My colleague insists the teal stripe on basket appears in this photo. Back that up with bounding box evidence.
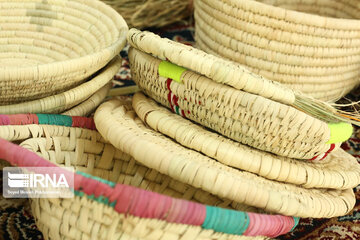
[76,171,116,187]
[74,190,115,206]
[291,217,300,231]
[36,114,72,126]
[202,206,248,235]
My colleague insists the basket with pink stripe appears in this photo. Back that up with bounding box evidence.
[0,114,298,239]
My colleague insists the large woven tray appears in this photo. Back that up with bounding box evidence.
[94,98,356,218]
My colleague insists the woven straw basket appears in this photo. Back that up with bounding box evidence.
[0,56,121,115]
[0,0,127,104]
[101,0,191,28]
[94,98,356,218]
[127,29,353,161]
[132,92,360,190]
[0,119,298,239]
[194,0,360,101]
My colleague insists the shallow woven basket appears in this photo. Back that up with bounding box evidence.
[127,29,353,160]
[101,0,191,28]
[0,56,121,115]
[0,125,299,239]
[62,82,111,117]
[193,0,360,101]
[132,92,360,190]
[0,0,127,104]
[94,98,356,218]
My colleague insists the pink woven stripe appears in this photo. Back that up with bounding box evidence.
[0,114,39,125]
[0,115,10,125]
[243,212,295,237]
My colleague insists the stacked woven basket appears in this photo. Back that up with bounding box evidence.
[1,0,360,238]
[0,0,128,115]
[124,28,360,222]
[194,0,360,101]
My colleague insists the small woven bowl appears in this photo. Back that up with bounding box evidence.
[0,56,121,115]
[194,0,360,101]
[0,124,298,239]
[127,29,353,160]
[94,98,356,218]
[0,0,127,104]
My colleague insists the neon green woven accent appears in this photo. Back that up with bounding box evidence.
[159,61,186,83]
[327,122,353,144]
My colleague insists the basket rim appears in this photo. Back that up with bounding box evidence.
[132,92,360,190]
[94,98,356,218]
[0,136,299,238]
[127,28,296,106]
[219,0,360,30]
[0,56,121,114]
[0,0,128,73]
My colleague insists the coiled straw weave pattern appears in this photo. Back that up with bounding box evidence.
[0,0,127,104]
[128,47,347,160]
[132,92,360,190]
[0,56,121,115]
[194,0,360,101]
[4,125,279,239]
[94,98,356,218]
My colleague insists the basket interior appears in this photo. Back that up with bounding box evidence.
[0,0,122,66]
[19,131,256,213]
[257,0,360,19]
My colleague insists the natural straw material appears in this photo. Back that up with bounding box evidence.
[132,92,360,190]
[128,46,352,160]
[0,56,121,115]
[126,28,360,126]
[0,0,127,104]
[102,0,191,28]
[0,129,296,238]
[0,113,96,141]
[62,82,111,117]
[94,98,356,218]
[193,0,360,101]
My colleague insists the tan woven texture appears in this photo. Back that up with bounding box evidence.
[127,28,295,105]
[62,82,111,117]
[132,92,360,190]
[193,0,360,101]
[94,98,356,218]
[128,47,339,160]
[0,56,121,115]
[102,0,191,29]
[127,28,358,127]
[0,0,127,104]
[18,125,268,240]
